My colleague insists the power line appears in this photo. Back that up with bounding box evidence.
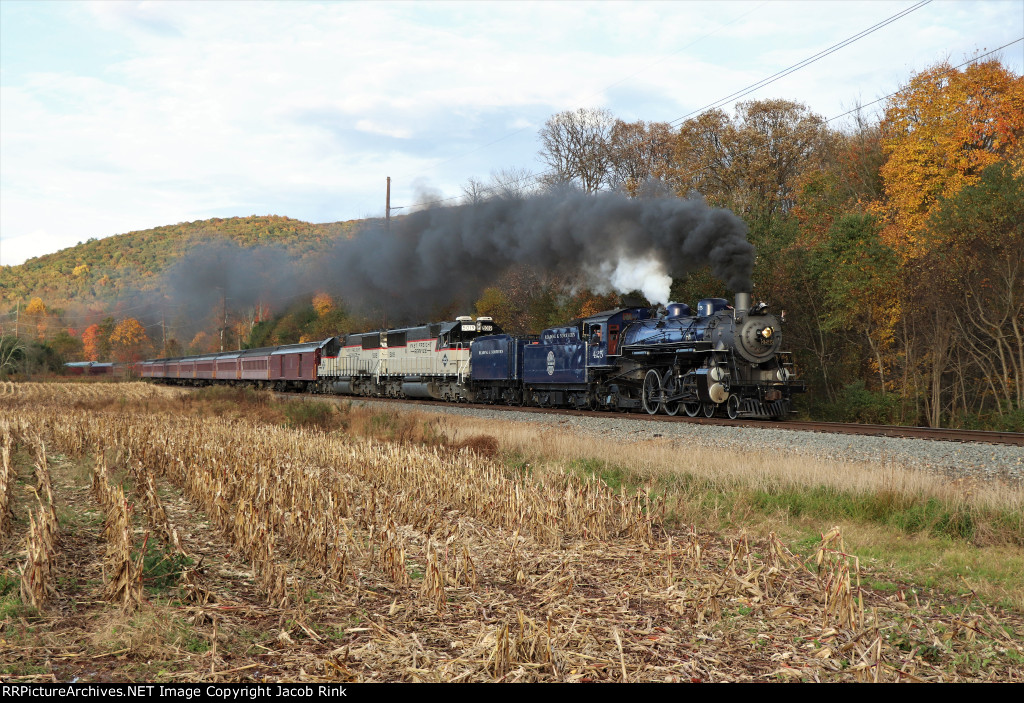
[825,37,1024,125]
[401,0,932,203]
[406,1,940,210]
[667,0,933,126]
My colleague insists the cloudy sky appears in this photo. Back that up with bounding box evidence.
[1,0,1021,267]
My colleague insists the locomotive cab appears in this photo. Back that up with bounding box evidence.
[581,307,651,364]
[437,316,504,349]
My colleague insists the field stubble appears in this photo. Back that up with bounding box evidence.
[0,382,1021,683]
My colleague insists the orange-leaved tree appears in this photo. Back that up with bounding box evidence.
[109,318,150,365]
[670,99,836,227]
[81,324,102,361]
[312,292,335,317]
[879,58,1024,253]
[25,297,48,340]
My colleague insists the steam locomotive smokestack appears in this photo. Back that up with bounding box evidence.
[735,292,751,314]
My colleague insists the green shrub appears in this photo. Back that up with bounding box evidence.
[283,400,336,429]
[816,381,905,425]
[139,542,194,591]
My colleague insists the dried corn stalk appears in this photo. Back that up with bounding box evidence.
[19,504,58,610]
[17,437,61,611]
[420,541,446,613]
[91,457,145,611]
[0,423,14,536]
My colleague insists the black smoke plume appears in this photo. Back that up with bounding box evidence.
[318,188,754,319]
[159,241,304,341]
[159,189,754,332]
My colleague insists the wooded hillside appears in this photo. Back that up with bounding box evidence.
[0,215,360,309]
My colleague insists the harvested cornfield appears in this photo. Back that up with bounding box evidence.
[0,382,1022,683]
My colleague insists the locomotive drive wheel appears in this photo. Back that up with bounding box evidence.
[642,369,661,415]
[661,370,680,416]
[683,402,701,417]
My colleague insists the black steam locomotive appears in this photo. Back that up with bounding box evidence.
[469,292,803,419]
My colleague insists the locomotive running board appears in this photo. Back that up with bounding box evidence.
[622,342,713,354]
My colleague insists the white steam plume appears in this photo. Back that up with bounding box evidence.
[594,257,673,305]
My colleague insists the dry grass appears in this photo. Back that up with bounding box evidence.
[0,382,1022,682]
[431,413,1024,516]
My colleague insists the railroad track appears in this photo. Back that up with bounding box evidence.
[283,392,1024,447]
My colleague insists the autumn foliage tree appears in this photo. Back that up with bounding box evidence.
[606,120,674,196]
[879,59,1024,252]
[871,59,1024,426]
[25,297,48,340]
[793,110,886,242]
[81,324,103,362]
[312,292,335,317]
[669,99,836,228]
[188,331,213,355]
[109,318,150,365]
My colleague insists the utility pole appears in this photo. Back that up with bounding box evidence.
[385,176,391,329]
[383,176,406,329]
[385,176,405,232]
[218,289,227,352]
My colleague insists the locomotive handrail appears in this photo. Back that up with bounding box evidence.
[622,341,714,353]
